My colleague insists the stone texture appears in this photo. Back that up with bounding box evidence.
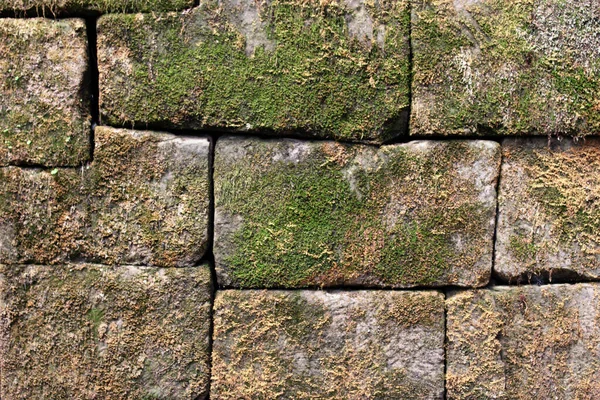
[0,126,210,266]
[97,0,410,142]
[212,290,445,399]
[447,284,600,399]
[495,138,600,283]
[411,0,600,136]
[0,0,193,14]
[0,18,90,166]
[0,263,212,399]
[214,137,500,288]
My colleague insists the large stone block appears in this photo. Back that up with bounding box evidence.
[0,264,212,399]
[212,290,445,399]
[0,0,193,14]
[495,138,600,282]
[214,137,500,288]
[447,284,600,399]
[97,0,410,142]
[411,0,600,136]
[0,18,90,166]
[0,126,210,266]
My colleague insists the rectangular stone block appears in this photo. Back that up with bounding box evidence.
[97,0,410,142]
[212,290,445,399]
[0,263,212,399]
[214,137,500,288]
[0,126,210,266]
[495,138,600,282]
[0,18,90,166]
[0,0,193,13]
[411,0,600,136]
[447,284,600,399]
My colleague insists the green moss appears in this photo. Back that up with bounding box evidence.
[216,139,496,287]
[508,234,537,262]
[99,1,410,142]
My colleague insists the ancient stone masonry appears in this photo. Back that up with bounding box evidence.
[1,0,600,398]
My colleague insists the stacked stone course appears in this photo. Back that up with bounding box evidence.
[0,0,599,398]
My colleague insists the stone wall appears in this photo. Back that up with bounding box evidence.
[0,0,599,398]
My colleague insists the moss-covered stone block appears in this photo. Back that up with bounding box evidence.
[98,0,410,142]
[0,18,90,166]
[0,263,212,399]
[495,138,600,283]
[214,137,500,288]
[411,0,600,136]
[0,0,193,14]
[212,290,444,399]
[447,284,600,399]
[0,126,210,266]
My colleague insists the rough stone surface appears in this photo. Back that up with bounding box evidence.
[447,284,600,399]
[214,137,500,288]
[0,18,90,166]
[0,263,212,399]
[495,138,600,283]
[212,290,445,399]
[0,126,210,266]
[0,0,192,14]
[97,0,410,142]
[411,0,600,136]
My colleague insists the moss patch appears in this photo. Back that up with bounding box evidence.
[411,0,600,136]
[98,0,410,142]
[214,137,500,288]
[0,0,192,14]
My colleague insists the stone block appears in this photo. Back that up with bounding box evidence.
[495,138,600,282]
[0,126,210,266]
[0,0,193,14]
[98,0,410,142]
[411,0,600,136]
[0,263,212,399]
[214,137,500,288]
[212,290,445,399]
[0,18,90,166]
[447,284,600,399]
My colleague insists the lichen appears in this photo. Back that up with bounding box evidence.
[212,290,444,399]
[0,18,90,166]
[0,263,213,399]
[98,0,410,142]
[447,285,600,399]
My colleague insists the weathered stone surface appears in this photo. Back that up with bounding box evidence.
[411,0,600,136]
[212,290,445,399]
[214,137,500,288]
[0,126,210,266]
[0,18,90,166]
[0,0,192,14]
[0,263,212,399]
[495,138,600,282]
[98,0,410,142]
[447,284,600,399]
